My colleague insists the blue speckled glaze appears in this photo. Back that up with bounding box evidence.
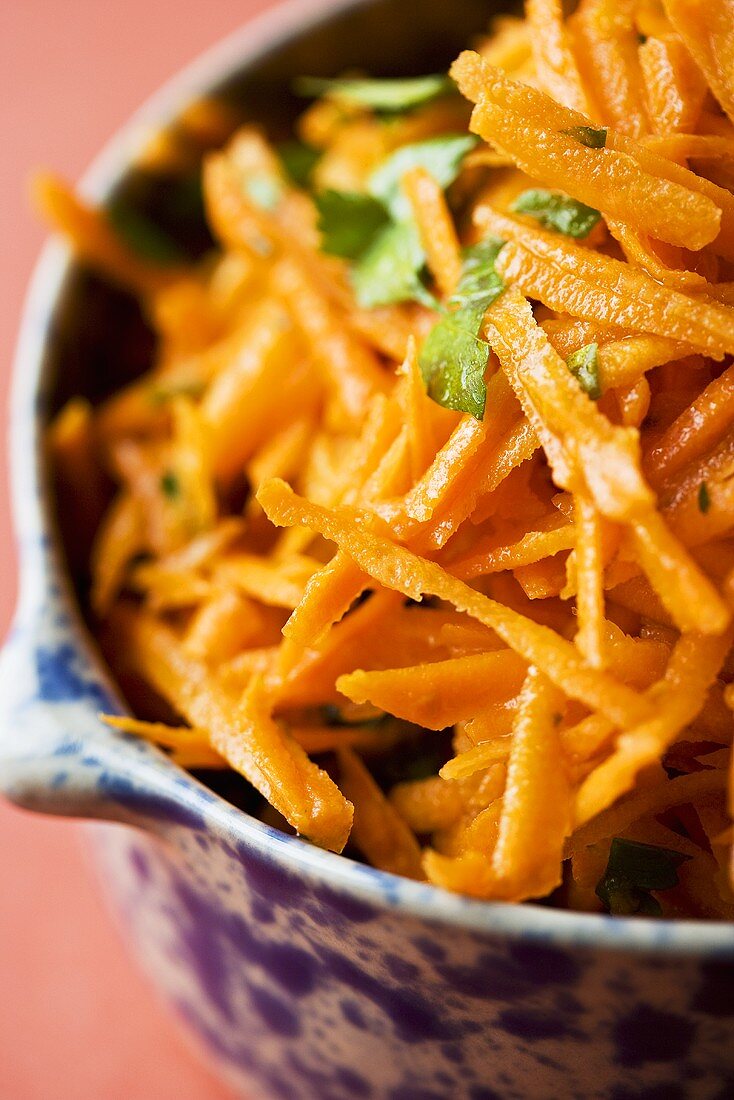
[2,1,734,1097]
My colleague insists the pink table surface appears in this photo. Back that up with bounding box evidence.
[0,2,281,1096]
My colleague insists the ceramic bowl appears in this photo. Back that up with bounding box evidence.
[2,1,734,1097]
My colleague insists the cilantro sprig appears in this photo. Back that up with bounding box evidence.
[512,189,601,239]
[595,838,690,916]
[294,73,456,114]
[418,238,506,419]
[316,133,478,309]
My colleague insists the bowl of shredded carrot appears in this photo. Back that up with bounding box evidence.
[6,0,734,1090]
[36,0,734,920]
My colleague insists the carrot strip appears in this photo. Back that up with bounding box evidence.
[663,0,734,125]
[481,209,734,358]
[337,748,424,879]
[117,609,353,851]
[258,479,655,728]
[574,627,732,826]
[402,166,462,299]
[574,497,607,669]
[525,0,593,114]
[337,651,527,730]
[639,35,709,134]
[573,0,650,137]
[490,668,572,900]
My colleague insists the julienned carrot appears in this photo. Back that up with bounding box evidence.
[451,51,721,249]
[573,497,607,670]
[258,478,654,728]
[337,650,527,729]
[402,166,462,299]
[663,0,734,125]
[485,288,653,520]
[469,100,717,250]
[486,288,730,635]
[645,363,734,486]
[574,627,732,826]
[490,668,572,900]
[525,0,592,114]
[638,35,709,134]
[117,609,353,852]
[337,747,424,880]
[573,0,650,138]
[479,208,734,358]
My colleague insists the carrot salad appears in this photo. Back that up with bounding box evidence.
[45,0,734,917]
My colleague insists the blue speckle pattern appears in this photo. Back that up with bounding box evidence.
[2,223,734,1099]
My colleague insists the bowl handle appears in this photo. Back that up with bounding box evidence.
[0,564,192,832]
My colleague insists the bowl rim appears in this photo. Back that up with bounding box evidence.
[10,0,734,956]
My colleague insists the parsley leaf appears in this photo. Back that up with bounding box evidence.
[698,481,711,513]
[160,471,181,500]
[596,838,690,916]
[315,135,477,309]
[294,73,455,114]
[419,238,506,419]
[512,189,601,239]
[315,190,391,259]
[567,342,601,400]
[277,140,320,188]
[107,198,187,265]
[367,133,479,220]
[561,125,608,149]
[352,220,436,309]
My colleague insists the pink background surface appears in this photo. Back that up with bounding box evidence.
[0,1,284,1095]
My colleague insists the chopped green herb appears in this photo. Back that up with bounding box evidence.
[277,140,320,188]
[294,73,455,114]
[160,471,181,500]
[698,481,711,513]
[352,220,436,309]
[418,238,506,419]
[314,135,477,309]
[243,174,283,211]
[595,838,690,916]
[149,379,205,406]
[561,125,608,149]
[512,189,601,239]
[367,133,479,220]
[567,342,601,400]
[315,190,391,259]
[107,198,187,265]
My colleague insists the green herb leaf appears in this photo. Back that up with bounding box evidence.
[107,198,187,265]
[351,220,436,309]
[561,125,608,149]
[567,342,601,400]
[512,189,601,239]
[596,838,690,916]
[149,379,205,406]
[418,238,506,419]
[315,190,391,259]
[160,471,181,500]
[698,481,711,513]
[277,140,320,188]
[368,133,479,220]
[243,174,283,211]
[294,73,455,114]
